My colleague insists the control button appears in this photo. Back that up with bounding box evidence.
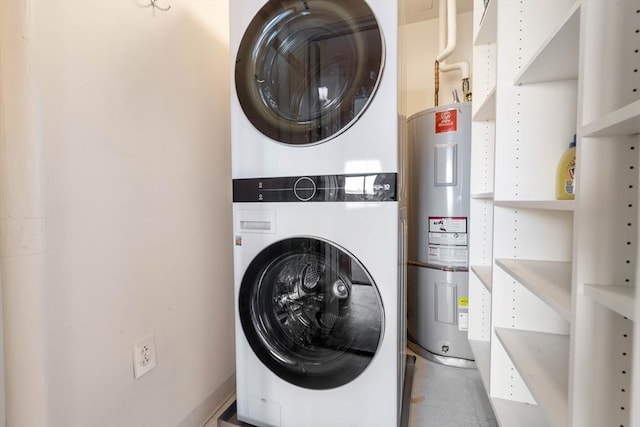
[293,177,316,201]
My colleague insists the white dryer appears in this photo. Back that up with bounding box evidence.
[230,0,399,179]
[232,173,406,427]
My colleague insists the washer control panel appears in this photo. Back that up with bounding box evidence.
[293,177,317,201]
[233,173,397,203]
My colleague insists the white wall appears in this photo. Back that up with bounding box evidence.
[404,11,474,117]
[1,1,235,426]
[0,2,50,425]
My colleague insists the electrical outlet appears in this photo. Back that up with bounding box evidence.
[132,333,157,379]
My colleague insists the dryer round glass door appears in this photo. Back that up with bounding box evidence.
[235,0,384,146]
[239,237,384,390]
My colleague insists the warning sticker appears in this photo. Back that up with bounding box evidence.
[429,217,467,233]
[428,217,468,267]
[429,232,468,246]
[428,246,468,267]
[458,313,469,331]
[435,108,458,134]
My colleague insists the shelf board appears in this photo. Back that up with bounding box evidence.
[495,259,572,321]
[583,284,635,320]
[582,99,640,137]
[474,0,497,46]
[493,200,575,212]
[513,1,580,85]
[471,265,493,292]
[471,192,494,200]
[472,86,496,121]
[469,339,490,393]
[495,328,569,427]
[491,398,549,427]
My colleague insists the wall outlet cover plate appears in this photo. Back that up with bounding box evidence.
[133,332,157,379]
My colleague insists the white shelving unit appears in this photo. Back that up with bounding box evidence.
[495,328,570,427]
[512,1,581,86]
[569,1,639,426]
[469,0,640,427]
[490,398,549,427]
[472,86,496,121]
[495,259,572,321]
[468,338,490,391]
[471,265,492,292]
[469,0,639,426]
[583,284,635,321]
[471,192,494,200]
[470,2,578,424]
[468,0,497,405]
[582,99,640,138]
[474,0,497,46]
[493,200,574,211]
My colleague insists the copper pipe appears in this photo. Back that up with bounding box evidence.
[434,60,440,107]
[463,77,471,102]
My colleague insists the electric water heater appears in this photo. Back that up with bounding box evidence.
[407,102,474,367]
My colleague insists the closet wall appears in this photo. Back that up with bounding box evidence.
[0,2,235,426]
[404,8,473,116]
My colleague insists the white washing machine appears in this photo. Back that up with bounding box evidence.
[230,0,399,179]
[232,173,406,427]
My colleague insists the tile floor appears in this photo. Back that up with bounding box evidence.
[408,351,498,427]
[206,349,498,427]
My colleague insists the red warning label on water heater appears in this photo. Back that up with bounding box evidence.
[435,109,458,133]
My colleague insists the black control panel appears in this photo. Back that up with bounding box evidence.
[233,173,397,203]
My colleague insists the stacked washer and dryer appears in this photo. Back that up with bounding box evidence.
[230,1,407,426]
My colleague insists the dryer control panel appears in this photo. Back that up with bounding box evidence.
[233,173,397,203]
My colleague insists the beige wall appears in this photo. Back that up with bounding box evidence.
[405,11,474,117]
[0,1,234,426]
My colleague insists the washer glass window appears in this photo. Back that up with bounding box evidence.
[239,237,384,389]
[235,0,384,145]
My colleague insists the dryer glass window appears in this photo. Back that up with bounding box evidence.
[235,0,384,146]
[239,237,384,390]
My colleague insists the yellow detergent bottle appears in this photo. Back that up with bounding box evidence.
[556,135,576,200]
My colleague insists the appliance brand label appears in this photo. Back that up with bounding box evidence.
[435,108,458,134]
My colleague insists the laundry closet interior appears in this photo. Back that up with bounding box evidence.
[0,1,638,427]
[227,0,640,425]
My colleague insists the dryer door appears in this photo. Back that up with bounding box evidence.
[239,237,384,390]
[235,0,384,146]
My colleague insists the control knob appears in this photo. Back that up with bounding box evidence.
[293,177,317,201]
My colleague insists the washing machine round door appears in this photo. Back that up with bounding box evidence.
[239,237,384,390]
[235,0,384,146]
